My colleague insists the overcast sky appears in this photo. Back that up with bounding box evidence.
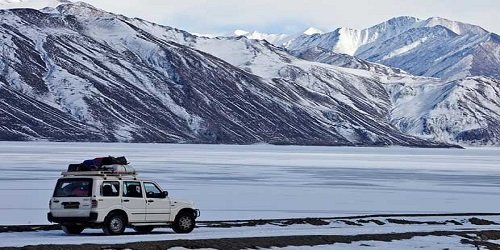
[80,0,499,35]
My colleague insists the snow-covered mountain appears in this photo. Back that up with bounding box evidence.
[286,16,500,80]
[0,2,499,146]
[0,2,459,147]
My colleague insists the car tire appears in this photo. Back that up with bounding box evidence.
[103,212,127,235]
[61,225,84,235]
[172,212,195,234]
[133,226,155,234]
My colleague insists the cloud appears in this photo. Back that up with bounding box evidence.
[81,0,500,34]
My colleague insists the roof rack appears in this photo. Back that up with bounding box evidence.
[61,165,137,179]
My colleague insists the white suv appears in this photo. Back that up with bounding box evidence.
[47,166,200,235]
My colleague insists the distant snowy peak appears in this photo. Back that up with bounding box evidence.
[345,16,423,51]
[287,16,491,56]
[368,16,421,35]
[233,29,249,36]
[0,0,68,9]
[229,30,290,46]
[303,27,323,35]
[285,15,499,80]
[245,31,288,43]
[286,16,424,56]
[229,27,323,46]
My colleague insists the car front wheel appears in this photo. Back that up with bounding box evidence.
[172,212,195,233]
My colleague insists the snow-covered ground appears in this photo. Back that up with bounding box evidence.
[1,142,500,225]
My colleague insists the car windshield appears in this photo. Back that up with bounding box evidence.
[54,178,92,197]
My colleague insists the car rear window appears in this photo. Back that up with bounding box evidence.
[53,178,93,197]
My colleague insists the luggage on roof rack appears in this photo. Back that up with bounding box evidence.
[101,156,127,166]
[67,156,129,172]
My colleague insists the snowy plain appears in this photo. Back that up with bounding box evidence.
[1,142,500,248]
[1,142,500,226]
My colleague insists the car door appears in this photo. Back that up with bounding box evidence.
[143,182,171,222]
[122,181,146,222]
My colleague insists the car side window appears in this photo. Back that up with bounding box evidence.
[123,181,143,198]
[101,181,119,197]
[144,182,163,198]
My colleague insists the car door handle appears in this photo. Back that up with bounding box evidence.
[147,200,154,203]
[122,199,130,202]
[53,200,60,203]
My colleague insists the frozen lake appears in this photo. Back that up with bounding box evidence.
[0,142,499,225]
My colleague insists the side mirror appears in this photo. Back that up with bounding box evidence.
[162,191,169,198]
